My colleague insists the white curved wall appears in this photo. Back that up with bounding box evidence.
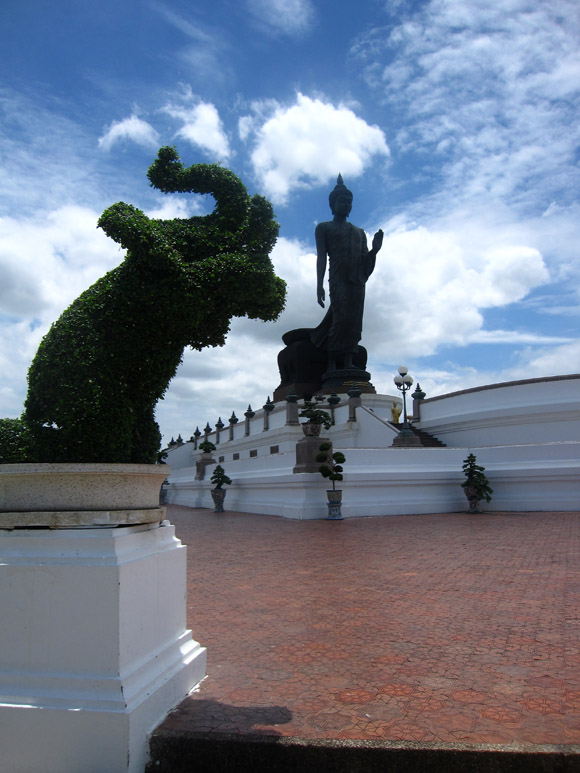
[417,375,580,447]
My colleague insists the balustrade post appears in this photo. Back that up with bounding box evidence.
[263,397,274,431]
[348,386,361,422]
[285,392,299,425]
[244,405,255,436]
[412,383,426,421]
[327,393,340,425]
[229,412,238,441]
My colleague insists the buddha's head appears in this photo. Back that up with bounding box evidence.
[329,174,353,216]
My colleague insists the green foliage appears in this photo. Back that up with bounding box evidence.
[199,440,216,453]
[2,147,286,464]
[210,464,232,489]
[461,453,493,502]
[0,418,34,463]
[299,401,332,430]
[316,441,346,491]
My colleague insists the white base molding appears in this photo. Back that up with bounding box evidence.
[0,521,206,772]
[167,442,580,519]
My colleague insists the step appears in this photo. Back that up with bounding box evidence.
[389,423,447,447]
[147,731,579,772]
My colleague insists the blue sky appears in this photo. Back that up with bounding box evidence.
[1,0,579,445]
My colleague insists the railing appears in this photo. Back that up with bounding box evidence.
[168,392,370,452]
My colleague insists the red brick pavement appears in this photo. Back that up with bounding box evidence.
[157,506,580,748]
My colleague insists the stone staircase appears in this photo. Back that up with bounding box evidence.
[389,423,447,447]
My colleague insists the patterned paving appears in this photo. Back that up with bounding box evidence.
[157,506,580,748]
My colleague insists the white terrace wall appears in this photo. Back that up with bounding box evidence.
[164,376,580,519]
[167,441,580,518]
[416,374,580,448]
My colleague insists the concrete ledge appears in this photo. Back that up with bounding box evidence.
[147,732,580,772]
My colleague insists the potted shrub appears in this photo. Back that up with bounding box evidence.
[316,441,346,519]
[0,146,285,525]
[194,439,217,481]
[461,453,493,513]
[198,439,217,456]
[299,400,332,437]
[210,465,232,513]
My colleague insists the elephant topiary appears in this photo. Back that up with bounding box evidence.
[1,146,286,464]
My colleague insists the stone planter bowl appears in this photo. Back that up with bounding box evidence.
[0,463,168,529]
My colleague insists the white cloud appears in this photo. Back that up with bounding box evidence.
[0,319,44,418]
[0,206,122,420]
[468,330,573,345]
[0,89,103,216]
[164,101,231,161]
[346,0,580,385]
[238,115,254,142]
[507,340,580,379]
[145,195,208,220]
[364,222,550,359]
[153,6,231,85]
[158,336,283,441]
[242,93,390,204]
[477,246,550,307]
[353,1,580,216]
[0,206,121,318]
[246,0,315,37]
[98,115,160,152]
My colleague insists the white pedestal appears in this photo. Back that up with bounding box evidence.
[0,521,206,772]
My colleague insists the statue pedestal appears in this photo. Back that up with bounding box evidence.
[320,367,375,394]
[0,521,206,772]
[273,328,375,400]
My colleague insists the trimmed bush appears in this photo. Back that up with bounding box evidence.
[210,465,232,490]
[316,441,346,491]
[461,453,493,503]
[3,147,285,464]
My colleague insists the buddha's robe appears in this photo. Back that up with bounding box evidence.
[311,219,376,354]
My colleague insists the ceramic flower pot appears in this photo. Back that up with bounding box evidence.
[326,489,343,520]
[463,485,481,514]
[211,487,227,513]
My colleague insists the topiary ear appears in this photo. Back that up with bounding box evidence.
[147,146,184,192]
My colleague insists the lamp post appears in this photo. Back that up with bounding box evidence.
[393,365,421,446]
